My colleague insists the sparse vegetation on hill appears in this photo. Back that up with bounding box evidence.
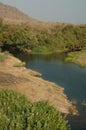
[0,2,32,23]
[0,89,70,130]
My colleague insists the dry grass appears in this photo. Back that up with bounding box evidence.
[0,2,69,31]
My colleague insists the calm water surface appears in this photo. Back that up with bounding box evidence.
[19,53,86,130]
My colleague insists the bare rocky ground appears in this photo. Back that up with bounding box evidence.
[0,54,78,115]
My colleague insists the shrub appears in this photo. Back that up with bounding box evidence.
[0,20,86,54]
[0,89,70,130]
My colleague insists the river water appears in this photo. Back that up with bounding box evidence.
[19,53,86,130]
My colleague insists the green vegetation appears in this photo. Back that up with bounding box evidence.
[0,88,31,130]
[0,51,9,62]
[13,61,25,67]
[82,101,86,106]
[65,50,86,67]
[0,18,86,54]
[0,88,70,130]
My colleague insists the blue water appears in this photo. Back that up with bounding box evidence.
[19,53,86,130]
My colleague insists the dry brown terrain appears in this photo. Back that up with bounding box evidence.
[0,2,68,30]
[0,2,31,22]
[0,54,78,115]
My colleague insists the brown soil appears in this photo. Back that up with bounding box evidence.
[0,54,78,115]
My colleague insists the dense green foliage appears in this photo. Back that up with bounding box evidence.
[0,89,31,130]
[0,18,86,54]
[28,101,70,130]
[0,89,70,130]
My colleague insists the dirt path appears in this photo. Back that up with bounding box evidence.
[0,54,78,115]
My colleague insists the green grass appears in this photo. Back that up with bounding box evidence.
[65,50,86,67]
[81,101,86,106]
[13,61,25,67]
[32,45,66,54]
[32,45,53,54]
[0,88,70,130]
[0,51,9,62]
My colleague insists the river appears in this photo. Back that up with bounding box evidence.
[19,53,86,130]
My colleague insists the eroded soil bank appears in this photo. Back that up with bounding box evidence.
[0,53,78,115]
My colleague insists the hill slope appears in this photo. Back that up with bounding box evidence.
[0,2,66,29]
[0,2,35,24]
[0,2,86,54]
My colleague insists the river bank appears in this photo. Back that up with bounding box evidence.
[0,52,78,115]
[65,50,86,67]
[25,52,86,130]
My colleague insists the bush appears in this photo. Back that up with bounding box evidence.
[0,89,70,130]
[0,20,86,54]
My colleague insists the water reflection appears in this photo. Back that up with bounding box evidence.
[17,52,67,62]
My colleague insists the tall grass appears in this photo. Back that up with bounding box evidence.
[0,89,70,130]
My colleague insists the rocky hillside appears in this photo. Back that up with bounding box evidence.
[0,2,66,29]
[0,2,35,24]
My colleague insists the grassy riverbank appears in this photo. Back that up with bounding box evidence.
[0,52,78,115]
[65,50,86,67]
[82,101,86,106]
[0,52,79,129]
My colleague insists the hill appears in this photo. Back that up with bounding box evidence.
[0,2,34,24]
[0,2,86,55]
[0,2,67,30]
